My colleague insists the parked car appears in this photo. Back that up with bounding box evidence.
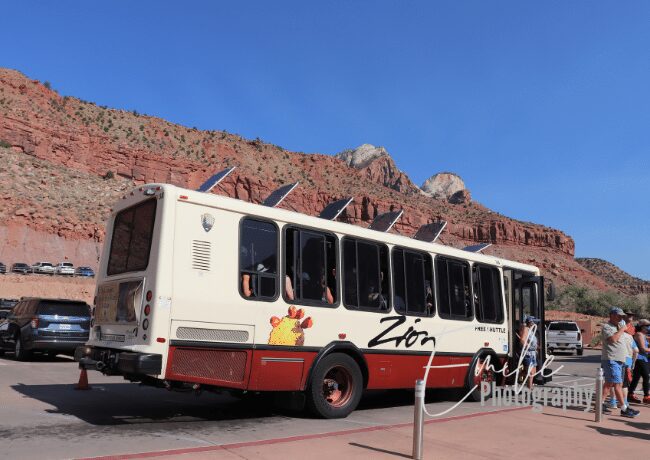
[55,262,75,276]
[546,321,583,356]
[32,262,55,275]
[0,262,6,274]
[11,263,31,274]
[74,266,95,278]
[0,298,18,320]
[0,298,91,360]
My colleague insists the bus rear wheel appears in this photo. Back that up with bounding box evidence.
[307,353,362,419]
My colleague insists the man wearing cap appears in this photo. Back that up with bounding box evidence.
[601,307,639,418]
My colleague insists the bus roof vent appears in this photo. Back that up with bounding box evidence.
[318,197,353,220]
[413,221,447,242]
[262,182,299,207]
[197,166,236,193]
[192,240,211,271]
[463,243,491,253]
[368,210,403,232]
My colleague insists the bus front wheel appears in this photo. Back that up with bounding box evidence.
[466,353,497,402]
[306,353,362,419]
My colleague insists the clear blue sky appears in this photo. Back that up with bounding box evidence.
[2,1,649,280]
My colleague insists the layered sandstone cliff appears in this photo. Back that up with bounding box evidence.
[0,67,618,292]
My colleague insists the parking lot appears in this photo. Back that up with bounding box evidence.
[2,349,643,460]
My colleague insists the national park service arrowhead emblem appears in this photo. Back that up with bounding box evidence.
[201,213,215,232]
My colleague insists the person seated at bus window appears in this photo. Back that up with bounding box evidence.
[285,275,295,301]
[241,264,268,298]
[425,283,434,315]
[320,270,334,304]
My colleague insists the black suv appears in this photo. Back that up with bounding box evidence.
[0,262,6,274]
[11,263,31,275]
[0,298,91,360]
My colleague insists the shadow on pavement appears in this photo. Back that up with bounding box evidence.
[0,353,74,363]
[349,442,412,459]
[10,382,279,426]
[587,425,650,441]
[10,382,462,427]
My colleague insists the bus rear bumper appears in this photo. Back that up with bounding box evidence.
[75,346,162,376]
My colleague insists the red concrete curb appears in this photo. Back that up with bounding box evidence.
[77,406,529,460]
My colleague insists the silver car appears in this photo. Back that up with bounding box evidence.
[55,262,75,276]
[32,262,55,275]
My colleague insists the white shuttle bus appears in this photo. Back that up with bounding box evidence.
[76,180,551,418]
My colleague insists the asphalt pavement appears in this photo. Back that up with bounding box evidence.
[0,349,645,460]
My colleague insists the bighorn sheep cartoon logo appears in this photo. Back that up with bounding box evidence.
[268,306,313,346]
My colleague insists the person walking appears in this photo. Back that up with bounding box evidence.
[601,307,639,418]
[519,315,539,390]
[628,319,650,404]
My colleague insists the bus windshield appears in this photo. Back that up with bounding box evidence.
[107,199,157,276]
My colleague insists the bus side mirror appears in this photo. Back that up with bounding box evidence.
[546,282,556,302]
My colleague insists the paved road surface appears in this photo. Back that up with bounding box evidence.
[0,349,600,460]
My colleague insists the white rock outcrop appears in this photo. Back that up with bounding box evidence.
[421,173,466,201]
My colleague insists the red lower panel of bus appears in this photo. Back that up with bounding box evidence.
[165,345,476,392]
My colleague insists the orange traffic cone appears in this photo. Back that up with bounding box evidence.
[75,367,91,390]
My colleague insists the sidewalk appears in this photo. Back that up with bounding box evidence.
[84,403,650,460]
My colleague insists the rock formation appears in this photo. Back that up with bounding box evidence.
[0,67,628,293]
[421,172,469,203]
[336,144,420,195]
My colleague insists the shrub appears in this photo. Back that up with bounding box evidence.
[0,139,11,148]
[103,171,115,180]
[44,81,52,90]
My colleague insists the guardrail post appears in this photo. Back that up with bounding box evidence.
[595,367,603,422]
[413,379,425,460]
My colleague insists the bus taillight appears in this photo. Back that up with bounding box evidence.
[144,305,151,316]
[146,291,153,302]
[142,319,149,330]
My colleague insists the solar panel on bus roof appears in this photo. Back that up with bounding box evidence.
[368,210,403,232]
[463,243,491,253]
[318,197,353,220]
[196,166,236,193]
[262,182,299,207]
[413,221,447,242]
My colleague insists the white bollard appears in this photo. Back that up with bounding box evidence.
[413,379,425,460]
[595,367,604,422]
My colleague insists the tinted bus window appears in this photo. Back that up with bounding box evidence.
[107,199,156,275]
[436,257,472,320]
[392,248,434,316]
[239,218,278,300]
[285,228,337,306]
[343,238,390,311]
[472,264,504,324]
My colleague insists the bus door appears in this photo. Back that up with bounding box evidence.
[506,271,551,384]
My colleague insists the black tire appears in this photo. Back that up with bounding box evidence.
[577,348,583,356]
[466,353,497,402]
[14,334,31,361]
[306,353,363,419]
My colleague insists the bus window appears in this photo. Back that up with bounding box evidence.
[472,264,504,324]
[436,257,472,320]
[342,238,390,312]
[107,199,157,276]
[239,218,278,300]
[392,248,434,316]
[284,227,337,306]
